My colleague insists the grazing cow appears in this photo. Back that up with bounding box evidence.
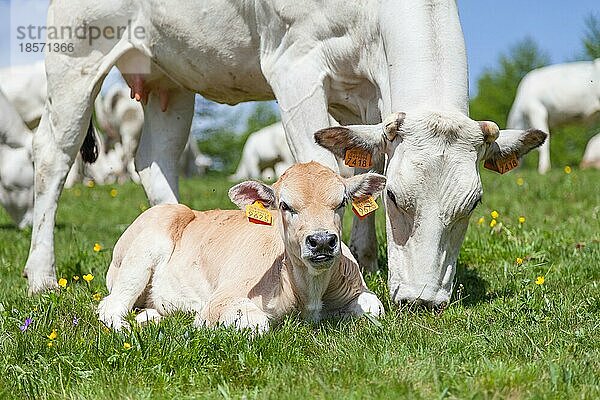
[507,59,600,174]
[581,133,600,169]
[230,123,294,181]
[0,89,34,228]
[25,0,545,306]
[98,162,385,332]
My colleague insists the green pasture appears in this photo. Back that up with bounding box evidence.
[0,163,599,399]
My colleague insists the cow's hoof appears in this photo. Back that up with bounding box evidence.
[356,292,384,317]
[27,276,58,295]
[135,309,162,325]
[97,297,129,331]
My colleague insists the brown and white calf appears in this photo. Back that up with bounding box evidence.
[98,162,385,332]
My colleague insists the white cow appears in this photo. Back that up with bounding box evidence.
[0,89,34,228]
[230,123,294,181]
[507,59,600,174]
[581,133,600,169]
[26,1,545,309]
[98,162,385,332]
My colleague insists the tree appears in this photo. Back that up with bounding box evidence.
[469,37,550,127]
[582,13,600,60]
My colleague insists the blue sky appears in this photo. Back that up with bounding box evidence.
[1,0,598,97]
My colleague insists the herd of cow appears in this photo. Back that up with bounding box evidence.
[1,0,599,332]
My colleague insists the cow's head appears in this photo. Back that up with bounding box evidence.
[229,161,386,275]
[315,110,546,307]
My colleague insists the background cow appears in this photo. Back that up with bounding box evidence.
[580,133,600,169]
[507,58,600,173]
[98,162,385,332]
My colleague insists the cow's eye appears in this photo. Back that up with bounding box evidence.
[280,201,293,213]
[387,190,398,207]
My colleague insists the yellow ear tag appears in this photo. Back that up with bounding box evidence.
[484,153,519,174]
[344,148,373,168]
[352,196,379,220]
[246,201,273,226]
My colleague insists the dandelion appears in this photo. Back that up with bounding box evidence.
[93,243,102,252]
[477,216,485,225]
[535,276,545,285]
[83,274,94,283]
[518,216,526,224]
[58,278,67,288]
[73,275,80,281]
[19,318,32,332]
[491,210,499,219]
[564,166,572,174]
[516,177,524,186]
[72,316,79,326]
[516,257,523,266]
[123,342,132,350]
[92,292,102,301]
[110,188,118,198]
[47,329,57,340]
[489,219,497,228]
[47,342,54,348]
[86,180,95,188]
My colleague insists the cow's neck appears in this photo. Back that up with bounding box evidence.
[280,252,334,322]
[377,0,468,115]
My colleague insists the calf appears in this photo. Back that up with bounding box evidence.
[98,162,385,332]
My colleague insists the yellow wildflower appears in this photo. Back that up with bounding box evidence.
[47,329,57,340]
[123,342,132,350]
[564,166,572,174]
[58,278,67,288]
[83,274,94,283]
[518,216,526,224]
[87,180,95,188]
[477,217,485,225]
[73,275,79,281]
[110,188,118,198]
[516,257,523,266]
[47,342,53,348]
[491,210,499,219]
[516,177,524,186]
[535,276,545,285]
[93,243,102,252]
[92,292,102,301]
[102,326,110,334]
[489,219,497,228]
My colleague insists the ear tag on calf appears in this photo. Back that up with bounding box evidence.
[246,201,273,226]
[484,154,519,174]
[344,148,373,169]
[352,196,379,220]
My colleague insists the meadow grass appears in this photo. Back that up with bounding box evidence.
[0,167,598,399]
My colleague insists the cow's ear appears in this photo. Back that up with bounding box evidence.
[228,181,276,209]
[483,129,547,174]
[345,173,387,200]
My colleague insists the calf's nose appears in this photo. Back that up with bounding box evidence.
[306,232,338,253]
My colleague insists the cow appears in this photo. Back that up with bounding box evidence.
[97,162,386,332]
[507,59,600,174]
[0,88,34,229]
[230,122,295,181]
[581,133,600,169]
[25,1,546,309]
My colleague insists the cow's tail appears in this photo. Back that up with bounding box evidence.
[80,119,98,163]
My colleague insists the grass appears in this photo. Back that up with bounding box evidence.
[0,166,599,399]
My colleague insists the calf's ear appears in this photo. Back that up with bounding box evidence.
[345,173,387,200]
[228,181,276,209]
[483,129,547,174]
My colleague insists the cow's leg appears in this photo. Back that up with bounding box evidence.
[525,106,551,174]
[343,291,385,317]
[265,66,338,170]
[199,297,270,334]
[24,62,108,293]
[135,89,194,205]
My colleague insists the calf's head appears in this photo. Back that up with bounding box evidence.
[229,161,386,275]
[315,110,546,307]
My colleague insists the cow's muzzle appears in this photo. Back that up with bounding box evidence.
[305,232,339,265]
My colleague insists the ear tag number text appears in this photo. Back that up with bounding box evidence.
[352,196,379,220]
[484,154,519,174]
[246,201,273,226]
[344,148,372,169]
